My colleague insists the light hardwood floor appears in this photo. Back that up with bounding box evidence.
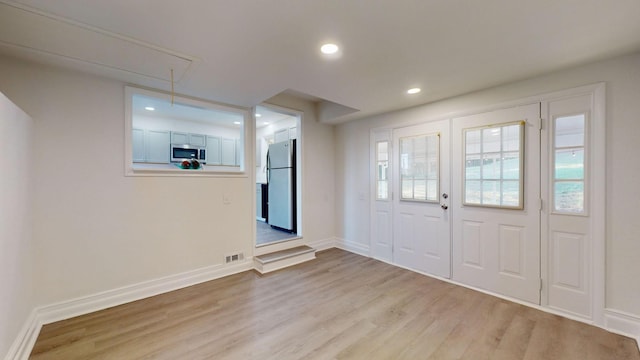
[30,249,640,359]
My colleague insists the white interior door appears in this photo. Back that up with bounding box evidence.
[452,104,541,304]
[392,120,450,278]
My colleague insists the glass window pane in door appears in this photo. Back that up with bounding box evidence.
[400,133,439,202]
[502,152,520,180]
[502,181,520,207]
[466,129,481,154]
[554,181,584,213]
[555,148,584,180]
[502,124,520,151]
[482,153,501,179]
[465,180,481,204]
[465,154,481,179]
[376,141,389,200]
[463,122,523,209]
[482,128,501,152]
[482,180,500,205]
[414,179,427,200]
[555,115,585,148]
[402,179,414,199]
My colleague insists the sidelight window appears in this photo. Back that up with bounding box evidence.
[463,122,524,209]
[553,114,586,214]
[376,141,390,200]
[399,133,439,202]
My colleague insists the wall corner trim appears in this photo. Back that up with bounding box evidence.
[3,309,40,360]
[603,309,640,352]
[4,260,254,360]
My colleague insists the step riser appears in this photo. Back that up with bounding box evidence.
[254,252,316,274]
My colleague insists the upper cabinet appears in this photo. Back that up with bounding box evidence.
[132,128,170,163]
[145,130,170,163]
[132,128,145,162]
[171,132,206,146]
[221,138,236,166]
[206,136,221,165]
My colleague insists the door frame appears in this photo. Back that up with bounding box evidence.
[368,83,605,326]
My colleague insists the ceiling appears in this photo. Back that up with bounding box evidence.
[1,0,640,124]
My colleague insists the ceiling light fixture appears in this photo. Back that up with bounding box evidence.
[255,113,262,117]
[145,106,155,111]
[407,88,421,95]
[233,121,241,125]
[320,43,339,55]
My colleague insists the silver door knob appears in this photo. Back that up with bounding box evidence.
[441,204,448,210]
[442,193,449,199]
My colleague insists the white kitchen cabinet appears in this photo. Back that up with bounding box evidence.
[189,133,206,147]
[221,138,236,166]
[145,130,170,163]
[274,128,289,143]
[171,131,188,144]
[132,128,145,162]
[206,136,221,165]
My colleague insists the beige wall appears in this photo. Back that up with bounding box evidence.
[0,55,335,310]
[335,52,640,317]
[0,91,35,356]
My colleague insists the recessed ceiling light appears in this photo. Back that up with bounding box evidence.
[320,43,339,55]
[255,113,262,117]
[407,88,421,95]
[145,106,155,111]
[233,121,241,125]
[263,121,270,125]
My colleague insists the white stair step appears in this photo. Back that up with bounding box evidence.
[254,245,316,274]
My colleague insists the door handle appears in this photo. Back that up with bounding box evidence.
[442,193,449,199]
[441,204,448,210]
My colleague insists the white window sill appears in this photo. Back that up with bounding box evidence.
[126,163,246,177]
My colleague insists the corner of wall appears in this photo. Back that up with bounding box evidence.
[603,309,640,352]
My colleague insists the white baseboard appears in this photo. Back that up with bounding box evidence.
[5,260,254,360]
[604,309,640,351]
[306,236,338,251]
[335,238,370,257]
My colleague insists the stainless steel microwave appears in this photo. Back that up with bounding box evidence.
[171,144,206,163]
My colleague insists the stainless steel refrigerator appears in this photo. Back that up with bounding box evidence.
[267,139,296,232]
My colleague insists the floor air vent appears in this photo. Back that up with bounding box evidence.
[225,252,244,264]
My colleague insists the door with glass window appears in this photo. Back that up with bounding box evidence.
[392,120,450,278]
[451,104,541,304]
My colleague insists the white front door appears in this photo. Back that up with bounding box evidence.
[451,104,541,304]
[392,120,451,278]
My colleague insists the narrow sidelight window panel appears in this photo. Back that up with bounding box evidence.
[399,133,439,202]
[553,114,586,214]
[463,122,524,209]
[376,141,389,200]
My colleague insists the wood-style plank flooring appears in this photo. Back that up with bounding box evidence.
[30,249,640,359]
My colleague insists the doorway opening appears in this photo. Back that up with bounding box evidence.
[255,105,301,246]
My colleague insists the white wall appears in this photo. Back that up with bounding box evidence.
[265,94,336,245]
[0,56,253,306]
[336,52,640,317]
[0,54,336,317]
[0,92,35,356]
